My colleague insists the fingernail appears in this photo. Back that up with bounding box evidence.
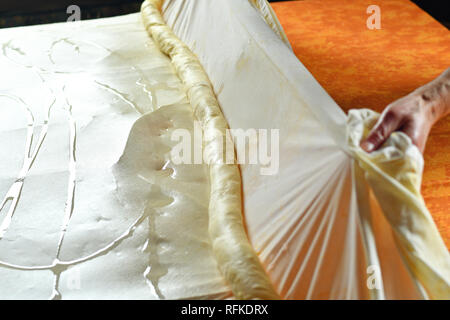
[360,141,374,152]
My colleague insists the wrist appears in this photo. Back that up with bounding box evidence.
[414,68,450,125]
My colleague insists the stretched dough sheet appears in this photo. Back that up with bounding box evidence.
[141,0,279,300]
[271,0,450,248]
[0,13,230,299]
[159,0,450,299]
[0,0,448,300]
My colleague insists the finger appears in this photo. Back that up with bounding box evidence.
[360,110,401,152]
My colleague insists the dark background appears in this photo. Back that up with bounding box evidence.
[0,0,448,29]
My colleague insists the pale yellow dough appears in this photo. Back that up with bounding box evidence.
[141,0,279,300]
[1,0,448,300]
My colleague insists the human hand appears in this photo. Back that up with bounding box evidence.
[360,68,450,153]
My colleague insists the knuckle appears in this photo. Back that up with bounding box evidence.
[373,127,385,142]
[383,109,398,122]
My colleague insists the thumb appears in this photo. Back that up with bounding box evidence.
[360,110,401,152]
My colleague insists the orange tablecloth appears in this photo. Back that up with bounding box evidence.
[271,0,450,247]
